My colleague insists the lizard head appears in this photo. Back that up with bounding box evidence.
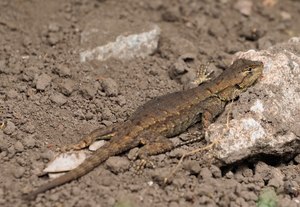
[214,59,263,100]
[233,59,264,89]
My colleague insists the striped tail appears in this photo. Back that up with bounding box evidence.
[24,138,133,200]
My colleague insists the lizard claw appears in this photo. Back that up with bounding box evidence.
[192,63,213,86]
[135,159,155,173]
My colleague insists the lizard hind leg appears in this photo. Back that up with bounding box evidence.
[136,133,174,171]
[64,124,117,151]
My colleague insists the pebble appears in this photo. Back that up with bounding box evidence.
[23,135,36,148]
[199,167,212,180]
[7,146,16,157]
[116,95,126,106]
[14,141,24,152]
[168,148,186,158]
[85,111,94,120]
[22,122,36,134]
[183,160,201,175]
[210,165,222,178]
[101,107,114,121]
[6,89,18,99]
[50,93,67,106]
[233,0,252,16]
[242,168,253,177]
[80,84,97,99]
[60,79,76,96]
[3,121,16,135]
[0,188,4,198]
[127,147,139,160]
[294,154,300,164]
[13,166,26,178]
[240,190,258,201]
[54,64,71,77]
[35,73,52,90]
[106,156,130,174]
[71,187,81,196]
[101,78,119,97]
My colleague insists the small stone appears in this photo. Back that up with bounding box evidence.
[106,156,130,174]
[85,111,94,120]
[210,165,222,178]
[183,160,201,175]
[0,188,4,198]
[172,176,186,188]
[49,193,60,201]
[48,23,60,32]
[3,121,16,135]
[168,148,186,158]
[6,89,18,99]
[23,135,36,148]
[294,154,300,164]
[22,122,36,134]
[161,7,180,22]
[169,201,180,207]
[48,33,60,46]
[80,84,96,99]
[225,171,234,179]
[116,95,126,106]
[101,78,119,97]
[127,147,139,160]
[50,93,67,106]
[101,108,113,121]
[13,166,25,178]
[234,0,252,16]
[54,64,71,77]
[169,60,187,80]
[242,168,253,177]
[255,162,272,181]
[0,60,7,74]
[14,141,24,152]
[60,79,76,96]
[268,178,282,189]
[199,167,212,180]
[71,187,81,196]
[240,191,258,201]
[7,146,16,156]
[36,73,52,91]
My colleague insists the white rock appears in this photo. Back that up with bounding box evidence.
[80,24,160,62]
[43,151,87,173]
[206,37,300,164]
[88,140,106,151]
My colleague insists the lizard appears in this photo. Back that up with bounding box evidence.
[24,58,263,200]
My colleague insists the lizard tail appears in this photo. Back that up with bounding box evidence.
[24,138,131,200]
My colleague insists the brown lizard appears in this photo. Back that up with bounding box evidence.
[24,58,263,200]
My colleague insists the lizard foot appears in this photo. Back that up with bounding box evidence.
[192,63,213,86]
[134,159,155,174]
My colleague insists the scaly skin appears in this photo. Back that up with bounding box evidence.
[24,59,263,200]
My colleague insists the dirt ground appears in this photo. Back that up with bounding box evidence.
[1,0,300,206]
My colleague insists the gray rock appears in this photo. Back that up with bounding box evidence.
[14,141,24,153]
[206,37,300,165]
[183,160,201,175]
[80,19,160,62]
[60,79,76,96]
[106,156,130,174]
[50,93,67,106]
[3,121,16,135]
[13,166,25,178]
[36,73,52,91]
[101,78,119,97]
[23,135,36,148]
[80,84,96,99]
